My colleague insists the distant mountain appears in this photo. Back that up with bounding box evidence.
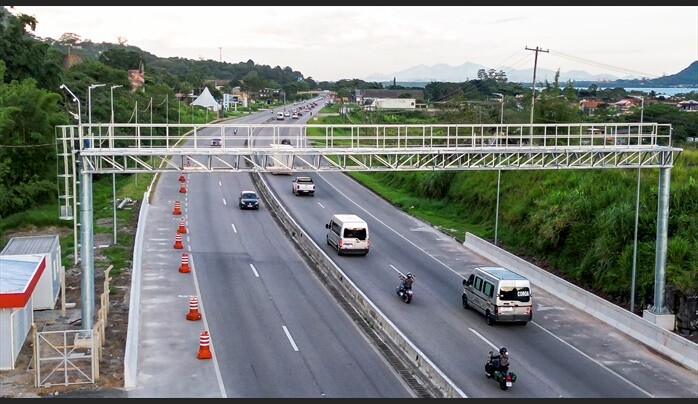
[366,60,697,88]
[573,61,698,89]
[365,61,624,84]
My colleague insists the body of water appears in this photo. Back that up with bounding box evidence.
[578,87,697,96]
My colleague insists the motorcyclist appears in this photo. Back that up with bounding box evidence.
[399,272,414,291]
[488,347,510,374]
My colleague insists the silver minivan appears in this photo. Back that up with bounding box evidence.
[325,214,370,256]
[461,266,532,325]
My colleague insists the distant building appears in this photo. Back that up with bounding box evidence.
[62,53,83,69]
[579,99,601,115]
[364,98,417,111]
[205,79,231,91]
[128,60,145,92]
[356,89,424,105]
[677,100,698,111]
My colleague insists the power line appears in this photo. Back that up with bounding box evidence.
[549,50,659,78]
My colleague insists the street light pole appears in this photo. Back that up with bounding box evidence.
[110,85,123,127]
[88,84,106,139]
[110,85,122,245]
[60,84,81,122]
[492,93,505,246]
[149,97,153,148]
[629,95,645,313]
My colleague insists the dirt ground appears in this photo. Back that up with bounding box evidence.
[0,213,136,398]
[1,202,695,398]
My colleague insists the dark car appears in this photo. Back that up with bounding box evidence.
[210,138,222,147]
[239,190,260,210]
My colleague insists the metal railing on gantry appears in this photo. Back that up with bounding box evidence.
[57,122,678,175]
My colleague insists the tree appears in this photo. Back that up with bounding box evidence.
[99,48,143,71]
[0,7,63,90]
[0,61,66,217]
[58,32,82,48]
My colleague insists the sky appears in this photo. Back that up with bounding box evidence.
[8,5,698,83]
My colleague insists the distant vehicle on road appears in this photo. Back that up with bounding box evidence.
[325,214,370,256]
[210,138,221,147]
[239,190,260,210]
[268,143,294,175]
[462,266,532,326]
[292,176,315,196]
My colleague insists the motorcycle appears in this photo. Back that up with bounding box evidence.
[396,274,414,304]
[485,351,517,390]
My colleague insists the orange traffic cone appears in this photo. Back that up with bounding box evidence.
[186,296,202,321]
[179,181,187,193]
[172,200,182,215]
[174,233,184,249]
[197,330,212,359]
[179,174,186,182]
[179,253,190,273]
[177,218,187,234]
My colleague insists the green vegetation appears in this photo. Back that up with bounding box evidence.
[0,172,152,276]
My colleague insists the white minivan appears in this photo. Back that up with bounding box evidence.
[462,266,532,325]
[325,214,370,255]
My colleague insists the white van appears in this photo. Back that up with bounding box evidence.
[276,112,285,120]
[325,214,370,256]
[461,266,532,325]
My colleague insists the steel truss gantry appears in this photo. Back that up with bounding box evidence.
[55,121,681,325]
[57,122,677,175]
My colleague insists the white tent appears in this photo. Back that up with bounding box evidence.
[191,87,221,111]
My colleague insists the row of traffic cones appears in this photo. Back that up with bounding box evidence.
[184,294,211,359]
[172,175,212,360]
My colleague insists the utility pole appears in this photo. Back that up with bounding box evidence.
[219,47,222,63]
[525,46,549,132]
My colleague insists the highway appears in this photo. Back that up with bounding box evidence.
[130,101,697,398]
[166,105,413,397]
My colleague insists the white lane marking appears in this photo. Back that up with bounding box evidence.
[223,198,227,206]
[188,254,228,397]
[282,326,299,352]
[390,264,403,275]
[468,326,653,397]
[316,201,325,209]
[231,223,237,233]
[469,328,501,352]
[219,181,222,187]
[250,263,259,277]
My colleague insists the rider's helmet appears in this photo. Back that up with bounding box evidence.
[406,272,413,279]
[499,347,508,356]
